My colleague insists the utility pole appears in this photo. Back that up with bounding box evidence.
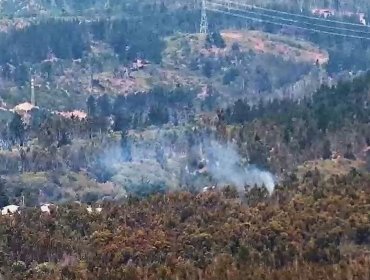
[200,0,208,34]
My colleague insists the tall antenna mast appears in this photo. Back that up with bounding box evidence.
[104,0,110,9]
[298,0,304,12]
[30,77,35,106]
[200,0,208,34]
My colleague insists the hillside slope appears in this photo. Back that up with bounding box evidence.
[1,172,370,279]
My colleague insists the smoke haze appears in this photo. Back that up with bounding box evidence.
[98,130,275,196]
[205,141,275,194]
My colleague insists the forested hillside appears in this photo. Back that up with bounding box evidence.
[0,0,370,279]
[222,72,370,170]
[1,171,370,279]
[0,67,369,209]
[0,0,368,224]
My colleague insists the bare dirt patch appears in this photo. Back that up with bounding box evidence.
[221,30,329,65]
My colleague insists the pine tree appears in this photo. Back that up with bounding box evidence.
[97,94,111,117]
[86,95,97,117]
[344,143,356,160]
[120,130,132,162]
[113,113,130,132]
[212,31,226,48]
[202,60,213,78]
[9,113,25,146]
[0,177,9,208]
[322,140,332,160]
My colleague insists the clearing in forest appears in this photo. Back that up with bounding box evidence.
[221,30,329,65]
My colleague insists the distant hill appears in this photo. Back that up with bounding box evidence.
[1,0,369,17]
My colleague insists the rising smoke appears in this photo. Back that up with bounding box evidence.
[204,141,275,194]
[97,130,275,196]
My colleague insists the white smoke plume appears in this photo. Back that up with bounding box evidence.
[204,141,275,194]
[97,131,275,196]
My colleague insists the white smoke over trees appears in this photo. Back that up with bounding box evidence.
[204,141,275,194]
[97,129,275,197]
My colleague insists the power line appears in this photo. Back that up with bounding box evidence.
[210,0,370,35]
[209,1,370,36]
[206,7,370,40]
[207,0,370,29]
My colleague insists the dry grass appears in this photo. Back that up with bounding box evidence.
[164,30,328,66]
[297,158,366,179]
[221,29,329,64]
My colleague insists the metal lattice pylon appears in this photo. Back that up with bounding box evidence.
[200,0,208,34]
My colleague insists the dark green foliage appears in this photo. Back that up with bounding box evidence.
[57,131,71,147]
[0,177,9,207]
[112,95,127,116]
[231,42,240,52]
[84,85,206,132]
[322,140,331,160]
[129,181,167,197]
[229,99,250,123]
[355,225,370,245]
[211,31,226,48]
[9,113,25,145]
[223,68,239,85]
[221,72,370,173]
[113,113,131,132]
[155,144,166,168]
[81,191,100,204]
[0,17,169,81]
[0,19,90,66]
[206,31,226,49]
[120,130,132,162]
[93,18,165,64]
[202,60,213,78]
[147,106,170,126]
[86,96,97,117]
[227,72,370,130]
[237,245,251,263]
[344,144,356,160]
[13,63,30,86]
[97,94,111,117]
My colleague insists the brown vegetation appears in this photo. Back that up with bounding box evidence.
[1,171,370,279]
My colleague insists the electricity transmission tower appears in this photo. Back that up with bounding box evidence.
[200,0,208,34]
